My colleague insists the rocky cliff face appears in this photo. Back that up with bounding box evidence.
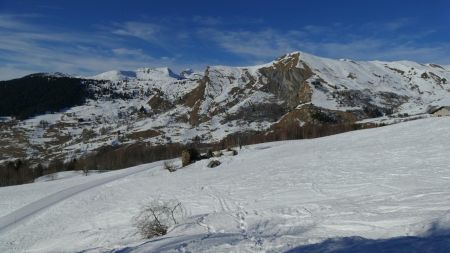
[1,51,449,164]
[259,52,314,108]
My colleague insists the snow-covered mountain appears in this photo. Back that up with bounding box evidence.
[1,117,450,252]
[89,67,182,81]
[0,51,449,174]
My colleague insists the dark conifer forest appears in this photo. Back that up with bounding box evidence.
[0,74,91,119]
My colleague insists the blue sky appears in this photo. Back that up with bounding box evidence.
[0,0,449,80]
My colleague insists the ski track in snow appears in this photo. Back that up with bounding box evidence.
[0,162,162,233]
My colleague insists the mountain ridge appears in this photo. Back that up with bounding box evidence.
[1,51,449,184]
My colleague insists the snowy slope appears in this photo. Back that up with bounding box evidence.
[1,117,450,252]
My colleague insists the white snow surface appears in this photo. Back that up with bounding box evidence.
[1,117,450,252]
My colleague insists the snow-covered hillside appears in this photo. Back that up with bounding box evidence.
[1,51,449,184]
[296,52,450,114]
[1,117,450,252]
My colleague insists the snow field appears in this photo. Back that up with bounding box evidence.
[0,117,450,252]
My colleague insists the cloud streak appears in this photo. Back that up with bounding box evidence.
[111,21,162,42]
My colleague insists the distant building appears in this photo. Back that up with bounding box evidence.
[429,106,450,117]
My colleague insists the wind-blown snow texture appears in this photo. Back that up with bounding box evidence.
[1,117,450,252]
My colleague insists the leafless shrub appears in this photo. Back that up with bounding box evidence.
[82,167,89,176]
[48,173,58,181]
[133,200,184,239]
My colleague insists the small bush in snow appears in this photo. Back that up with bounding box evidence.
[133,200,184,239]
[48,173,58,181]
[207,160,221,168]
[163,161,176,172]
[82,167,89,176]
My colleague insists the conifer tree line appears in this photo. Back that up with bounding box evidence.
[0,74,95,119]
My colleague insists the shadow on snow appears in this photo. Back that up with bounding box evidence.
[284,222,450,253]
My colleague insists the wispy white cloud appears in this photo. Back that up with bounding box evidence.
[112,48,146,56]
[199,18,450,65]
[0,14,41,30]
[0,64,37,81]
[198,28,301,58]
[192,16,264,26]
[111,21,162,42]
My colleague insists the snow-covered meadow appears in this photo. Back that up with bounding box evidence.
[1,117,450,252]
